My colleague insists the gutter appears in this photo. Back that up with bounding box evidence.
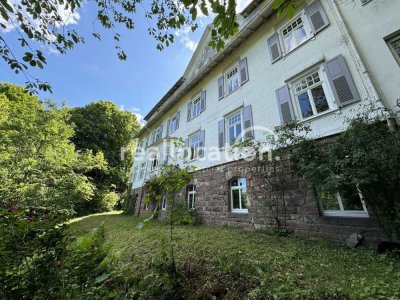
[134,0,275,139]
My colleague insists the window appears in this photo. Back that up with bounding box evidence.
[187,185,196,209]
[292,70,331,119]
[187,91,206,121]
[226,66,240,94]
[149,154,159,172]
[192,97,201,118]
[319,187,368,217]
[281,16,309,52]
[161,196,167,210]
[155,125,163,141]
[387,33,400,66]
[268,1,329,63]
[139,162,146,179]
[218,58,248,99]
[189,132,201,160]
[230,178,248,213]
[169,112,180,134]
[227,111,243,146]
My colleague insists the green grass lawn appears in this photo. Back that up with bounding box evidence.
[70,212,400,299]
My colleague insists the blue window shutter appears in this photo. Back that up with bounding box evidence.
[183,137,189,159]
[218,76,225,100]
[267,32,282,63]
[200,90,206,112]
[166,119,171,135]
[275,85,295,124]
[325,55,360,107]
[305,0,329,34]
[159,124,164,139]
[243,105,254,139]
[176,111,180,129]
[187,102,192,121]
[199,130,205,158]
[239,57,249,84]
[218,119,225,149]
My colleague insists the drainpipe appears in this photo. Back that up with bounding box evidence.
[330,0,398,128]
[329,1,381,106]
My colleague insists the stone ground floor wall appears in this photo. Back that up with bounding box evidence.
[132,148,389,249]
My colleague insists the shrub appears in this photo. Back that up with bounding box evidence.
[122,192,137,215]
[0,207,123,299]
[169,201,202,226]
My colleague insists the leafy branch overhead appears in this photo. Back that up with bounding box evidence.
[0,0,295,94]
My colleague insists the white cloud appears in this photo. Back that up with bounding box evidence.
[120,105,146,126]
[236,0,253,13]
[175,25,199,52]
[0,1,80,40]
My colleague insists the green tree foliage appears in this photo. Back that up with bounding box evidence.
[0,83,106,212]
[69,101,140,195]
[0,0,295,93]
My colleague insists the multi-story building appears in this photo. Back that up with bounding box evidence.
[131,0,399,245]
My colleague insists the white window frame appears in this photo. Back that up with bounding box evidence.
[149,131,156,145]
[149,153,159,172]
[192,96,202,119]
[139,162,146,179]
[320,190,369,218]
[169,113,179,134]
[225,64,240,94]
[387,33,400,66]
[189,131,201,160]
[279,12,312,54]
[291,66,336,120]
[226,110,243,146]
[155,125,163,142]
[187,185,196,210]
[230,178,248,213]
[161,196,167,210]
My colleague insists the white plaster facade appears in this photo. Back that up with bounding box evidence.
[131,0,396,190]
[336,0,400,115]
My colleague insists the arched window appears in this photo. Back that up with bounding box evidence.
[187,185,196,209]
[230,178,248,213]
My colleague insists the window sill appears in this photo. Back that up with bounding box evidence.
[188,112,203,122]
[231,210,249,214]
[219,80,249,101]
[298,108,340,123]
[322,211,369,218]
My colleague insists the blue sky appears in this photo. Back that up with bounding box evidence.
[0,1,250,123]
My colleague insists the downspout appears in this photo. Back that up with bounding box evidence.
[330,0,398,128]
[329,1,381,106]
